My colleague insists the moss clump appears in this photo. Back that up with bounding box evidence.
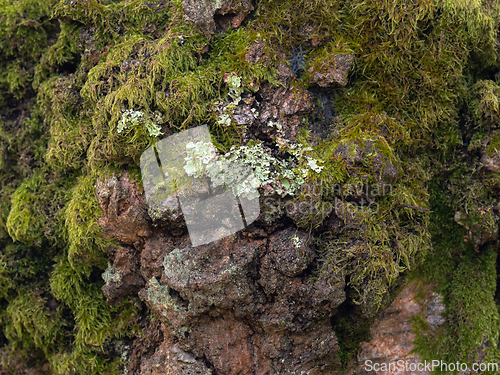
[6,171,70,246]
[251,0,342,51]
[6,176,45,245]
[2,290,63,357]
[0,111,48,185]
[48,251,138,374]
[411,181,500,371]
[485,131,500,157]
[468,80,500,131]
[0,0,58,106]
[37,76,93,172]
[64,173,111,261]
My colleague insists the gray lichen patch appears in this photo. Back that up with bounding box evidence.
[268,228,312,277]
[139,277,191,337]
[161,237,265,314]
[102,263,123,287]
[182,0,254,35]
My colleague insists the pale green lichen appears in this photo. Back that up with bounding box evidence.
[183,133,324,200]
[145,277,187,315]
[143,277,192,340]
[216,112,232,127]
[117,109,163,137]
[102,263,122,286]
[183,141,218,178]
[291,234,303,248]
[224,72,242,103]
[214,72,245,128]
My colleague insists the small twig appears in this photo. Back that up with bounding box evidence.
[400,204,430,212]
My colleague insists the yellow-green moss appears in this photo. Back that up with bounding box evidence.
[6,171,69,246]
[0,0,58,105]
[411,180,500,372]
[2,289,63,356]
[65,173,110,261]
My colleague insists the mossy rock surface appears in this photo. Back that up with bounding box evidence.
[0,0,499,373]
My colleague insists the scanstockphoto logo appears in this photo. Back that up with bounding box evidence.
[140,125,260,247]
[364,359,499,373]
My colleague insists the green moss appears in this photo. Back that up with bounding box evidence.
[337,0,499,159]
[294,0,500,323]
[64,173,110,261]
[33,21,82,88]
[37,76,93,172]
[302,114,431,313]
[0,112,48,187]
[411,180,500,371]
[49,253,138,374]
[2,289,63,357]
[50,349,121,375]
[468,80,500,131]
[0,255,13,299]
[0,243,54,293]
[52,0,172,47]
[486,131,500,156]
[0,0,58,105]
[322,202,430,317]
[5,176,43,245]
[250,0,342,51]
[6,171,70,246]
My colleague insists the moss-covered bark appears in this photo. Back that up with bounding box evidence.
[0,0,499,373]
